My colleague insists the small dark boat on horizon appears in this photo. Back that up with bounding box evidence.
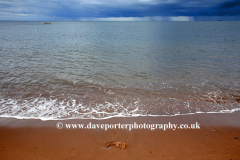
[44,22,51,24]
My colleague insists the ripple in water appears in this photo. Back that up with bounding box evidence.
[0,21,240,119]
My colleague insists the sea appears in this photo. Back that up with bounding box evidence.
[0,21,239,120]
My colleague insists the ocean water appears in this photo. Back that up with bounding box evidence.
[0,21,239,120]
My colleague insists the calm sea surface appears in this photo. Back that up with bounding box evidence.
[0,21,239,119]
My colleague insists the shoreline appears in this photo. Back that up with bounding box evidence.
[1,110,240,128]
[1,111,240,159]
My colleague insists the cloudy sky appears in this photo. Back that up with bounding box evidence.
[0,0,240,21]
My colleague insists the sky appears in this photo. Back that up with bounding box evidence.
[0,0,240,21]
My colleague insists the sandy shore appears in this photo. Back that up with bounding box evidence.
[0,111,240,160]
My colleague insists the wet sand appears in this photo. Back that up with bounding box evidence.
[0,111,240,160]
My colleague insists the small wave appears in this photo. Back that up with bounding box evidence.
[0,94,239,120]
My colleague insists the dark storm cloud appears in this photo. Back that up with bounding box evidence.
[221,0,240,9]
[217,0,240,16]
[0,0,239,20]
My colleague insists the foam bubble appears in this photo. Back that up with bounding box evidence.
[0,95,239,120]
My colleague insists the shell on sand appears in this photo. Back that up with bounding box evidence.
[106,141,127,149]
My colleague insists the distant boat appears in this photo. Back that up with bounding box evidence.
[44,22,51,24]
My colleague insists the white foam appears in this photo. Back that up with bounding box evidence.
[0,97,239,121]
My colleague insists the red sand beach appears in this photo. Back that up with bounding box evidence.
[1,111,240,160]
